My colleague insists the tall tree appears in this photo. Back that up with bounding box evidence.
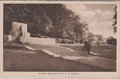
[43,4,88,39]
[4,4,52,36]
[4,4,88,41]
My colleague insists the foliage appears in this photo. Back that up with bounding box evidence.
[107,37,116,46]
[4,4,88,42]
[56,38,75,44]
[87,32,94,42]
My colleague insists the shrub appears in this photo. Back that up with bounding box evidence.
[56,38,75,44]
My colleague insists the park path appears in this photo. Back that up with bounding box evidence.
[25,44,116,71]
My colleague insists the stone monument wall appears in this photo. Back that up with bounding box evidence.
[7,22,56,45]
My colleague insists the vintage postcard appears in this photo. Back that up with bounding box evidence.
[0,1,120,79]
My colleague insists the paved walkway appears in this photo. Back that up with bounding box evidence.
[24,45,116,71]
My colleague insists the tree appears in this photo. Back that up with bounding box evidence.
[107,36,116,46]
[4,4,52,36]
[4,4,88,41]
[43,4,88,39]
[87,32,94,42]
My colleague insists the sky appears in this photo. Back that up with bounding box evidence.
[65,4,116,38]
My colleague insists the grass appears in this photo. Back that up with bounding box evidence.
[4,45,109,71]
[61,45,116,59]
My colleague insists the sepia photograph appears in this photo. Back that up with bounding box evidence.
[3,3,117,72]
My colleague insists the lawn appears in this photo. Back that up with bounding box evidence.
[61,45,116,59]
[4,45,109,71]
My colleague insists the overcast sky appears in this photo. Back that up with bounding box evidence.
[65,4,116,38]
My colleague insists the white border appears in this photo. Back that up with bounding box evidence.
[0,1,120,79]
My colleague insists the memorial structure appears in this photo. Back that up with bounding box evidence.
[4,22,56,45]
[10,22,30,43]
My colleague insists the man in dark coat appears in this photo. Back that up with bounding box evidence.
[83,40,91,55]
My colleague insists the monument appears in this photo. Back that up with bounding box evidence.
[4,21,56,45]
[10,22,30,43]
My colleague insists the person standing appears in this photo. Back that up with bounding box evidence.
[83,40,91,55]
